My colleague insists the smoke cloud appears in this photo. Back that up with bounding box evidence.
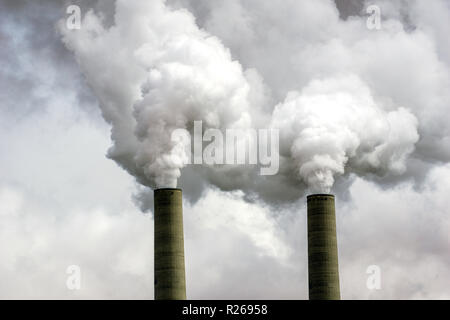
[1,0,449,300]
[60,0,450,199]
[60,0,252,189]
[272,75,419,193]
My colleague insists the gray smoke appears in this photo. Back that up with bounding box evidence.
[60,0,252,190]
[60,0,450,202]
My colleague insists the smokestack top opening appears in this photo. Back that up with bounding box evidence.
[154,188,182,192]
[307,193,334,199]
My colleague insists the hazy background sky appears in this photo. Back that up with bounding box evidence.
[0,0,449,299]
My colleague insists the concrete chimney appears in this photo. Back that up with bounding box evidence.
[307,194,340,300]
[154,188,186,300]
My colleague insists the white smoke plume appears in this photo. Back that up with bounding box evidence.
[60,0,450,199]
[272,75,419,193]
[60,0,252,188]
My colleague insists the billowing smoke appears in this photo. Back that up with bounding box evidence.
[272,76,418,193]
[60,0,252,189]
[60,0,450,200]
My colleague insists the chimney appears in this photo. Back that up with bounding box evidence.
[154,188,186,300]
[307,194,340,300]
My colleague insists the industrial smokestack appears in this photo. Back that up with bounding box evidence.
[154,188,186,300]
[307,194,340,300]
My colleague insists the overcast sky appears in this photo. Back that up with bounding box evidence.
[0,0,449,299]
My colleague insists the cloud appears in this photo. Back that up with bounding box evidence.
[338,164,450,299]
[0,184,153,299]
[0,0,448,299]
[59,0,450,200]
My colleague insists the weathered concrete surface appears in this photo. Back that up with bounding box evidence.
[154,188,186,300]
[307,194,341,300]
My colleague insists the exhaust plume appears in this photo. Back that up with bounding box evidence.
[60,0,252,189]
[60,0,449,201]
[272,76,419,193]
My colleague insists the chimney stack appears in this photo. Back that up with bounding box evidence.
[307,194,340,300]
[154,188,186,300]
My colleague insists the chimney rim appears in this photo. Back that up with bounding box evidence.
[307,193,334,199]
[154,187,182,191]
